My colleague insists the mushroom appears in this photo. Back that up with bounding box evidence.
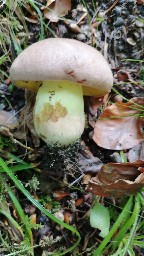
[10,38,113,147]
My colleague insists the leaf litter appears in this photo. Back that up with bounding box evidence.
[43,0,71,22]
[87,161,144,197]
[93,97,144,150]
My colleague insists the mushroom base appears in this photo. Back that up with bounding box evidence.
[34,80,85,147]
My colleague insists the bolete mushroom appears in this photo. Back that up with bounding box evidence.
[10,38,113,147]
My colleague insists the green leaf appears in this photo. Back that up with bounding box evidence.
[93,196,133,256]
[90,201,110,238]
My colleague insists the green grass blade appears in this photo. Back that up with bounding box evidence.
[7,186,33,248]
[0,209,24,237]
[112,199,136,251]
[92,196,133,256]
[121,59,144,63]
[24,0,44,40]
[0,163,37,172]
[121,195,140,256]
[0,157,81,256]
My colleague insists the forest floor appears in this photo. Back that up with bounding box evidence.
[0,1,144,255]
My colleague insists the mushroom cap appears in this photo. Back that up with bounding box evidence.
[10,38,113,97]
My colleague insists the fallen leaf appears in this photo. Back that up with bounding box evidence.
[90,201,110,237]
[54,210,64,221]
[126,38,136,46]
[137,0,143,5]
[30,214,37,224]
[75,197,84,206]
[0,110,18,129]
[43,0,71,22]
[117,69,131,82]
[93,98,144,150]
[24,3,38,23]
[64,211,73,224]
[82,174,93,185]
[87,95,108,116]
[78,148,103,174]
[53,191,70,200]
[128,141,144,162]
[85,95,109,128]
[19,90,40,147]
[87,161,144,197]
[25,16,39,23]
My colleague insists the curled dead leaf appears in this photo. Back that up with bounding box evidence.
[53,191,70,200]
[64,211,73,224]
[86,95,108,128]
[137,0,143,4]
[117,69,131,82]
[25,16,38,23]
[93,97,144,150]
[75,197,84,206]
[87,161,144,197]
[128,141,144,162]
[0,110,19,129]
[78,148,103,174]
[43,0,71,22]
[18,90,40,147]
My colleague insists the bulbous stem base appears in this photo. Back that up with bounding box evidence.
[34,80,85,147]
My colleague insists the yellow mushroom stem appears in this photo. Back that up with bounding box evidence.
[33,80,85,147]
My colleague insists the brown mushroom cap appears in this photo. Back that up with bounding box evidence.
[10,38,113,97]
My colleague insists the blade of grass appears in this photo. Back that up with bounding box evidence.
[0,149,26,163]
[7,186,33,248]
[0,150,41,173]
[137,219,144,231]
[0,163,39,173]
[4,246,38,256]
[0,209,24,238]
[121,194,140,256]
[121,59,144,63]
[112,195,139,251]
[112,87,144,111]
[120,151,127,163]
[0,157,81,256]
[23,0,44,40]
[92,196,133,256]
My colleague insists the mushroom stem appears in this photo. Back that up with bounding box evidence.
[33,80,85,147]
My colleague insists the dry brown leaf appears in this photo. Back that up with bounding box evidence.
[117,69,131,82]
[93,97,144,150]
[53,191,70,200]
[22,90,40,147]
[25,16,39,23]
[24,3,38,23]
[87,161,144,197]
[78,148,103,174]
[86,95,109,128]
[137,0,143,5]
[82,174,93,185]
[128,141,144,162]
[43,0,71,22]
[0,110,18,129]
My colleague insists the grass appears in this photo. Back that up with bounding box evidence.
[0,174,33,255]
[0,156,81,255]
[0,150,144,255]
